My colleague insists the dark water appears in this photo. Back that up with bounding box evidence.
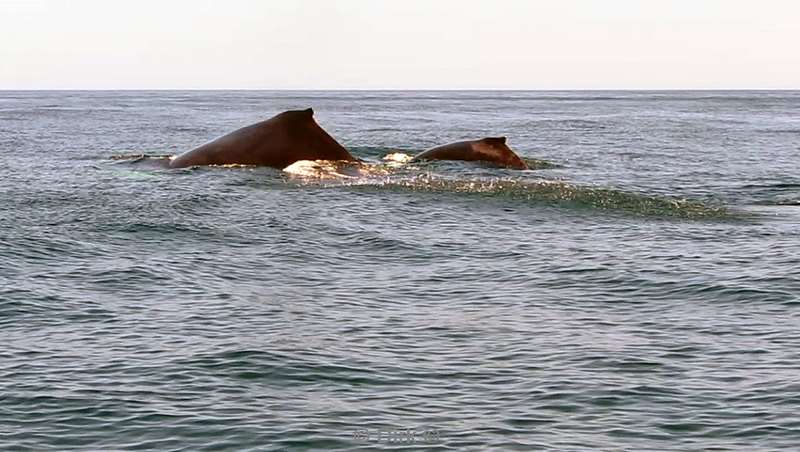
[2,91,799,451]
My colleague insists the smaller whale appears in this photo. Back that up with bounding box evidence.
[410,137,528,170]
[169,108,356,169]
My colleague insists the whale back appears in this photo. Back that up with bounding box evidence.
[411,136,528,170]
[169,108,355,169]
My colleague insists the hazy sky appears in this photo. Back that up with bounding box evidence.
[1,0,798,89]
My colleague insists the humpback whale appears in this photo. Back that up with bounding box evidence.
[169,108,356,169]
[411,137,528,170]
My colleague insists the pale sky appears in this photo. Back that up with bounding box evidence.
[1,0,798,89]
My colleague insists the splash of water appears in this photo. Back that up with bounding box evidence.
[343,174,731,219]
[110,153,730,218]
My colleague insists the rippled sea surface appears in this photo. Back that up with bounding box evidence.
[2,91,799,451]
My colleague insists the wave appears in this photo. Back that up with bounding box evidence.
[524,158,561,170]
[283,160,370,179]
[282,162,732,218]
[741,183,800,190]
[753,199,800,206]
[345,175,730,219]
[739,182,800,206]
[109,153,729,219]
[108,153,173,166]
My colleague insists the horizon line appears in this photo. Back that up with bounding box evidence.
[2,88,799,92]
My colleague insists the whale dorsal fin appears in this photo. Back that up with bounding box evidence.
[275,108,314,123]
[485,136,507,145]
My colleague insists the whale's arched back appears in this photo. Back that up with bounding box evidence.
[169,108,356,169]
[411,137,528,170]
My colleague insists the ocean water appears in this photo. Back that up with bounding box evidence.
[1,90,799,451]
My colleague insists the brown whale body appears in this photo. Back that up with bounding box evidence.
[169,108,356,169]
[410,137,528,170]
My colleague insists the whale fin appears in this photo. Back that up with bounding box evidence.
[485,136,507,145]
[303,107,314,117]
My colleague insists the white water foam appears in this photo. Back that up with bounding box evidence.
[382,152,413,164]
[282,160,361,179]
